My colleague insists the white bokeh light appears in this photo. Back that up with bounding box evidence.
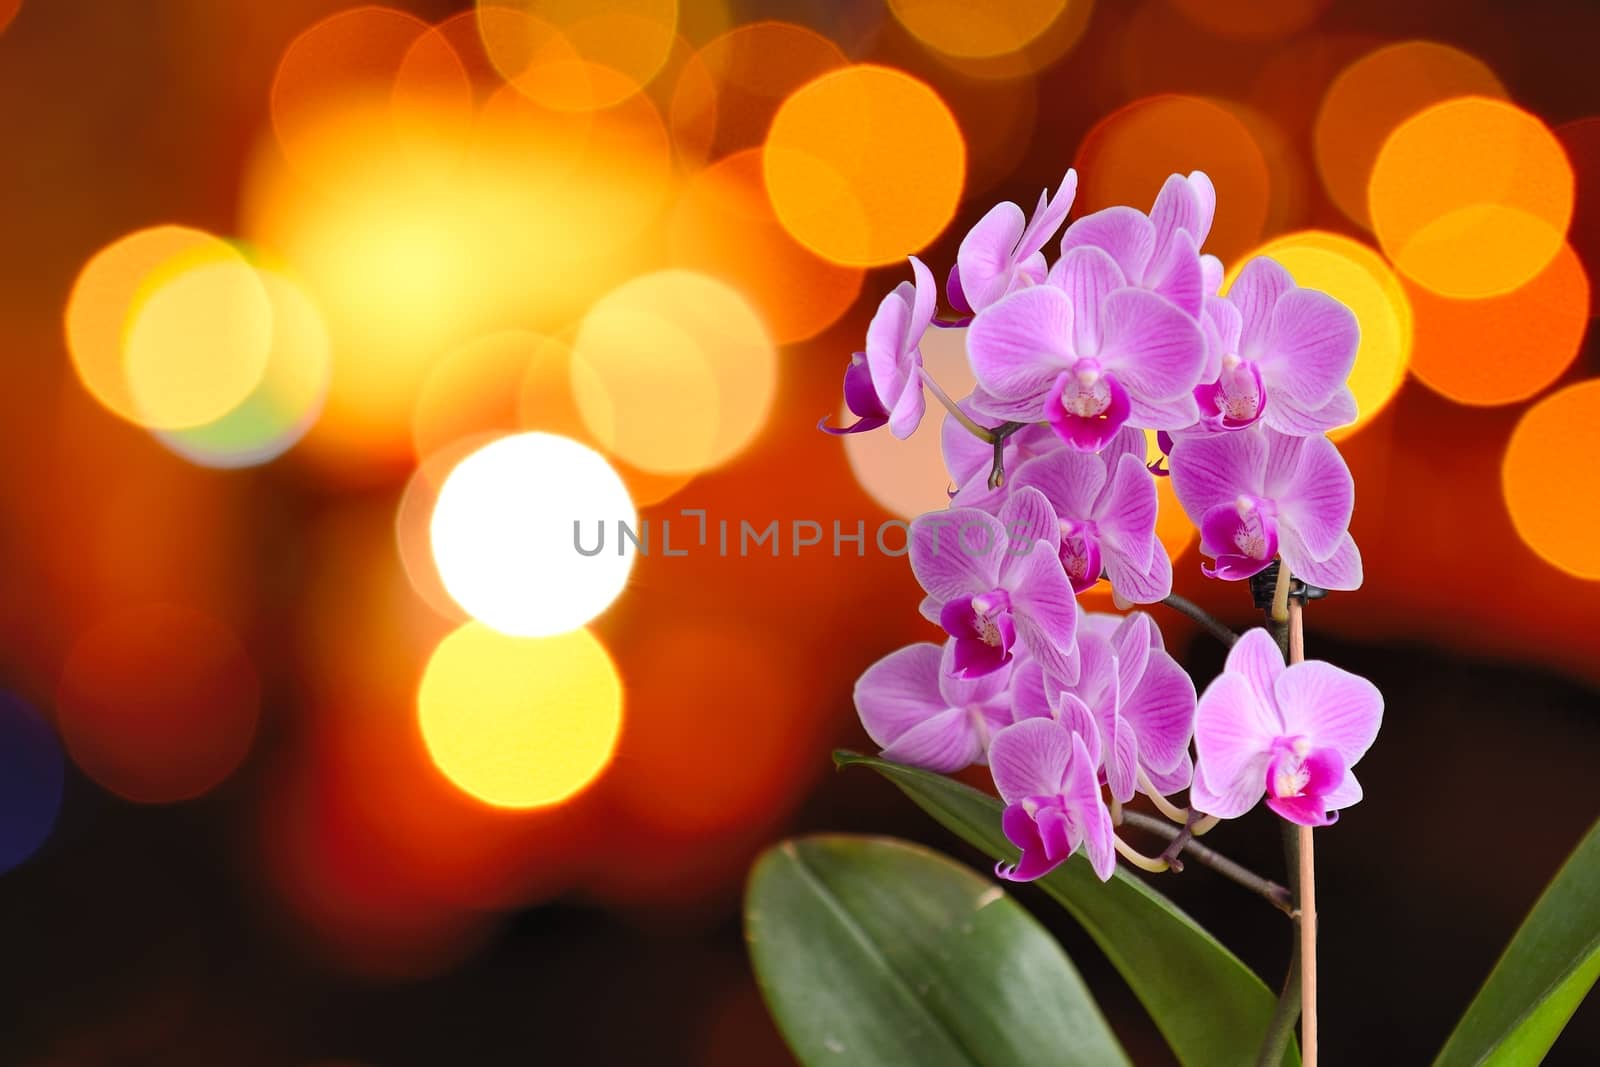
[430,432,636,637]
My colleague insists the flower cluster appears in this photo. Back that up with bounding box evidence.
[834,169,1382,883]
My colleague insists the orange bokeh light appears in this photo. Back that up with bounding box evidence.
[1503,379,1600,579]
[1315,41,1506,230]
[763,64,966,267]
[1074,94,1270,265]
[669,21,846,167]
[1370,96,1575,298]
[1406,242,1589,406]
[668,149,862,343]
[476,0,679,112]
[1554,117,1600,317]
[55,604,260,804]
[1167,0,1329,41]
[888,0,1067,59]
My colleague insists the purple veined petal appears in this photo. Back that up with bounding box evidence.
[1269,431,1353,560]
[1010,448,1111,527]
[999,485,1063,556]
[1265,792,1335,827]
[1109,611,1155,694]
[1102,711,1138,802]
[1016,168,1078,262]
[1143,749,1194,795]
[967,284,1076,401]
[1119,649,1197,775]
[1046,245,1126,355]
[819,352,892,435]
[907,255,938,344]
[1060,205,1156,286]
[997,801,1062,881]
[1198,498,1277,579]
[1096,288,1208,402]
[1228,256,1296,353]
[1035,803,1077,862]
[864,286,914,409]
[1281,529,1363,591]
[918,594,943,626]
[957,202,1028,313]
[1264,385,1358,437]
[946,261,973,317]
[1004,542,1080,686]
[1200,254,1224,297]
[1105,542,1173,604]
[989,717,1072,804]
[1053,690,1102,768]
[1097,453,1160,570]
[1062,733,1117,881]
[1224,628,1287,722]
[910,508,1009,599]
[1321,768,1363,811]
[1149,173,1205,262]
[1186,172,1217,246]
[1191,671,1278,818]
[1009,656,1054,723]
[887,370,927,440]
[1204,295,1243,361]
[854,642,949,750]
[1149,227,1205,319]
[879,706,987,771]
[1103,425,1149,466]
[1045,369,1133,452]
[1169,428,1269,526]
[937,636,1014,710]
[1259,287,1358,408]
[942,596,1017,678]
[967,386,1051,425]
[1273,660,1383,766]
[1068,630,1119,712]
[1058,524,1102,595]
[1126,391,1202,433]
[1300,745,1347,798]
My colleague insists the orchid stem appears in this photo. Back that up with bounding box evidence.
[1270,558,1292,625]
[1119,810,1295,916]
[1159,593,1239,646]
[986,421,1027,489]
[1288,599,1317,1066]
[918,368,990,441]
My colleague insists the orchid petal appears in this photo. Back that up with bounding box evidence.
[1059,205,1156,284]
[968,285,1075,401]
[1273,660,1383,766]
[878,706,987,771]
[1010,449,1110,525]
[1097,288,1207,401]
[1271,431,1354,560]
[1260,287,1358,407]
[853,642,948,749]
[989,717,1071,803]
[1169,429,1268,525]
[1225,627,1287,722]
[1047,245,1125,354]
[1282,529,1363,591]
[999,485,1062,556]
[1006,542,1080,685]
[910,508,1007,599]
[1191,672,1276,818]
[1229,256,1294,351]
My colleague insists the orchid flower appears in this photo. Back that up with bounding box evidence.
[1192,628,1382,827]
[1009,427,1172,603]
[1168,425,1362,590]
[909,487,1079,685]
[967,246,1207,450]
[989,717,1117,882]
[821,256,936,438]
[853,639,1014,772]
[947,169,1077,322]
[941,399,1064,510]
[1193,257,1359,435]
[1059,171,1216,319]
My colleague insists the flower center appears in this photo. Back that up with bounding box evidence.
[1060,361,1112,418]
[1058,518,1102,593]
[1218,354,1262,421]
[1232,496,1274,559]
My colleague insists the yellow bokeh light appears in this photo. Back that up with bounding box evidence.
[157,269,331,468]
[764,64,966,267]
[571,270,776,475]
[1370,96,1574,298]
[418,622,623,809]
[1502,379,1600,580]
[1314,41,1506,230]
[888,0,1067,59]
[1225,231,1413,440]
[477,0,678,111]
[430,432,637,637]
[843,325,973,519]
[122,252,275,431]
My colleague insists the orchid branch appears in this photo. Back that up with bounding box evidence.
[1119,810,1295,916]
[1158,593,1238,647]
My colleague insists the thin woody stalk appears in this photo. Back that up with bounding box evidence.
[1289,600,1318,1066]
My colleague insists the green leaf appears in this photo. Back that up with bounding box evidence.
[1434,816,1600,1066]
[836,750,1299,1067]
[747,834,1131,1067]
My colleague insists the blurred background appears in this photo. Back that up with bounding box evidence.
[1,0,1597,1063]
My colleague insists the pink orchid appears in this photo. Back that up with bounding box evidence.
[947,169,1077,322]
[1192,628,1382,826]
[821,256,936,438]
[989,717,1117,882]
[1168,425,1362,590]
[853,639,1014,772]
[909,487,1079,685]
[941,399,1064,510]
[1059,171,1216,319]
[1193,257,1359,435]
[966,246,1207,451]
[1009,427,1172,603]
